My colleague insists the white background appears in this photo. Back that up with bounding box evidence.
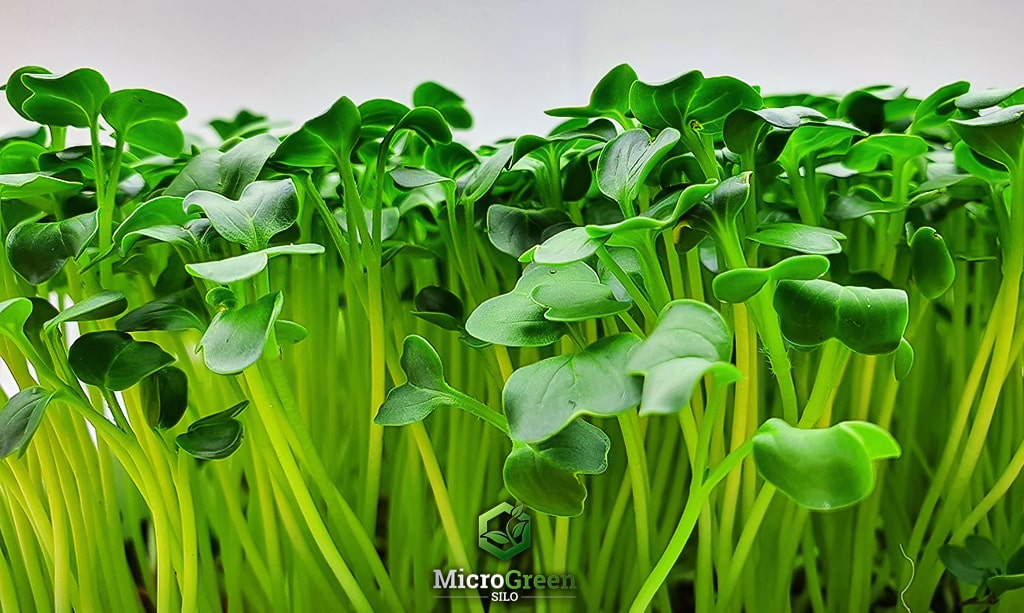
[2,0,1023,145]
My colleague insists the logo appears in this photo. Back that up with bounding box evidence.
[478,502,531,560]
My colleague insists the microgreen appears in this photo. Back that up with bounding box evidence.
[0,63,1018,613]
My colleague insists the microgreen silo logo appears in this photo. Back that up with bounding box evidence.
[478,502,531,560]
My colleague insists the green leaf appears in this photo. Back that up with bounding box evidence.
[274,96,361,167]
[748,223,846,255]
[723,106,826,158]
[413,82,472,129]
[184,179,299,251]
[502,419,610,517]
[546,63,637,120]
[5,212,96,285]
[101,89,187,157]
[630,72,761,136]
[910,227,956,300]
[390,107,452,147]
[774,280,909,354]
[486,205,570,258]
[198,293,283,375]
[5,66,51,121]
[712,255,830,303]
[910,81,970,133]
[504,334,641,443]
[629,70,704,132]
[412,287,465,331]
[951,105,1024,170]
[68,331,176,391]
[844,134,929,171]
[274,320,308,345]
[390,167,453,190]
[0,298,34,347]
[185,244,324,284]
[140,366,188,429]
[462,143,515,205]
[0,387,58,459]
[753,418,901,511]
[43,291,127,334]
[894,338,915,381]
[0,172,82,200]
[531,281,631,322]
[117,292,206,333]
[781,121,865,164]
[597,128,679,211]
[628,300,740,415]
[114,196,197,255]
[176,400,248,460]
[21,68,110,128]
[375,336,467,425]
[956,87,1024,111]
[334,208,400,243]
[465,264,596,346]
[532,227,604,266]
[165,134,280,199]
[688,173,752,231]
[939,543,988,586]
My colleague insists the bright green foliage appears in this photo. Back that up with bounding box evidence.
[752,419,901,510]
[0,63,1019,613]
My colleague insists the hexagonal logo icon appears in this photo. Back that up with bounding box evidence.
[478,502,531,560]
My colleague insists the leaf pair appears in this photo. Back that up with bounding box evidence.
[465,263,624,346]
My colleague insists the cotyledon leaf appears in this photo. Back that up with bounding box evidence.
[198,293,284,375]
[504,334,641,443]
[753,418,901,511]
[502,419,611,517]
[184,179,299,251]
[68,331,176,391]
[0,387,58,458]
[713,255,831,304]
[186,244,325,284]
[628,300,740,415]
[465,263,597,347]
[773,279,909,354]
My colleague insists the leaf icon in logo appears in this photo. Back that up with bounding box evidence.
[484,530,511,546]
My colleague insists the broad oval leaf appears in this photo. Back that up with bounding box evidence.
[375,335,454,425]
[166,134,280,199]
[185,244,324,284]
[412,287,465,331]
[465,264,596,347]
[0,172,82,200]
[712,255,831,304]
[274,96,361,167]
[753,418,901,510]
[198,293,284,375]
[532,227,604,266]
[21,68,110,128]
[502,419,610,517]
[486,205,570,258]
[505,334,641,443]
[113,196,197,255]
[5,66,51,121]
[950,105,1024,170]
[141,366,188,429]
[546,63,637,120]
[748,223,846,255]
[184,179,299,251]
[910,227,955,300]
[6,212,97,285]
[597,128,680,209]
[101,89,187,156]
[0,387,58,458]
[413,81,472,129]
[628,300,740,415]
[531,281,631,322]
[176,400,249,460]
[117,291,206,333]
[774,280,909,354]
[69,331,176,391]
[43,291,127,334]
